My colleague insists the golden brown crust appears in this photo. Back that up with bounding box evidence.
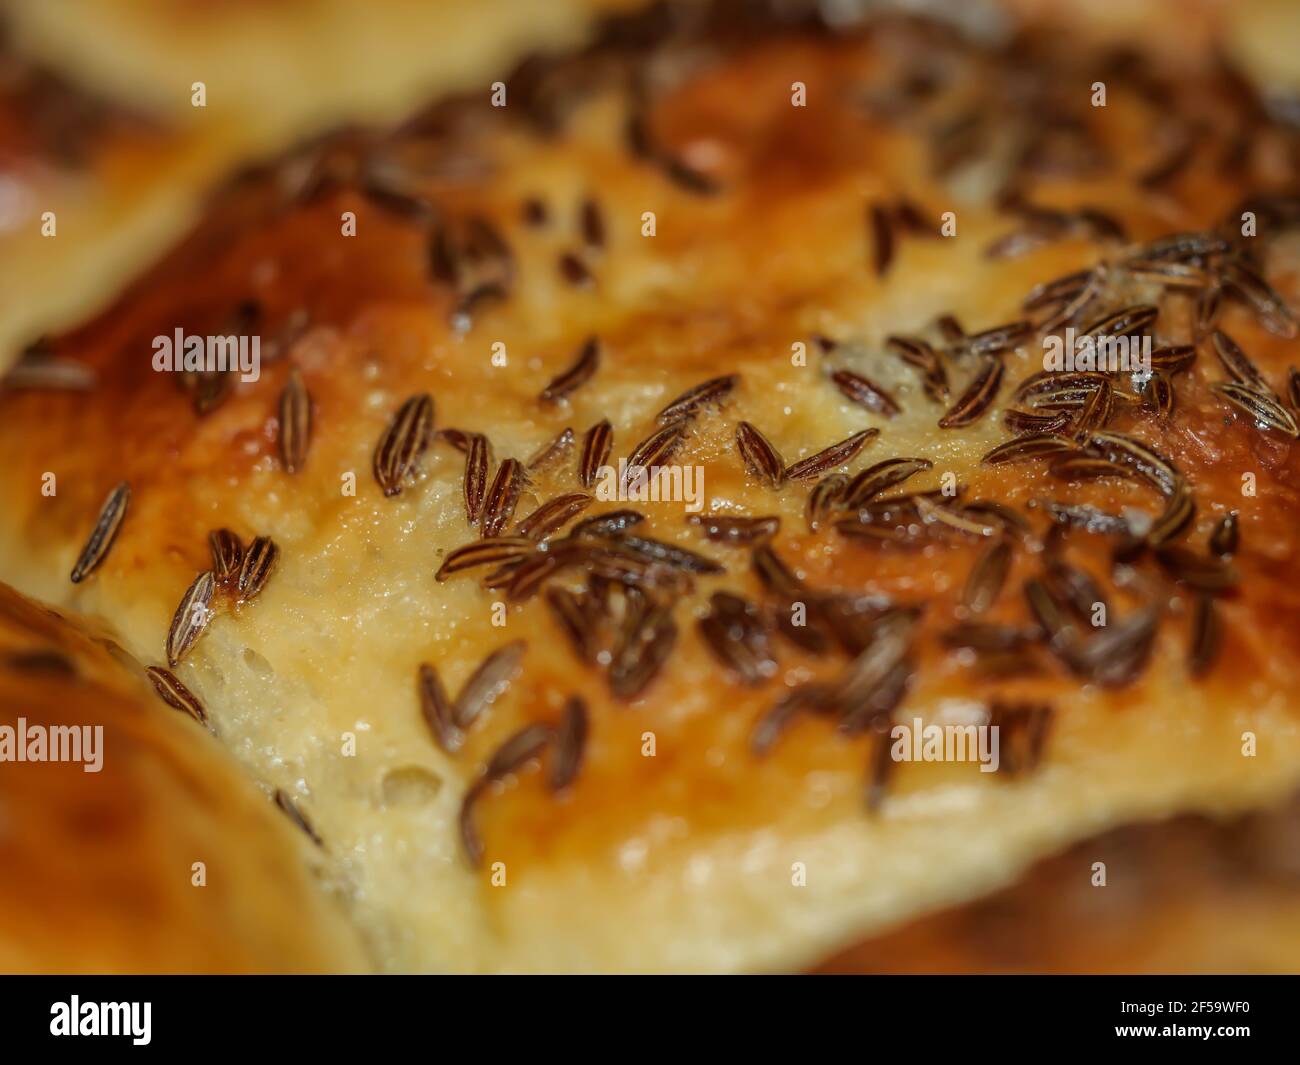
[0,582,369,973]
[0,2,1299,971]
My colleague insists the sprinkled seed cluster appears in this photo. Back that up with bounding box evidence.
[278,368,313,474]
[456,695,589,866]
[149,527,279,720]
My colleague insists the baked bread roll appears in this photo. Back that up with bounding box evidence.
[2,0,1299,972]
[0,0,634,370]
[0,581,368,973]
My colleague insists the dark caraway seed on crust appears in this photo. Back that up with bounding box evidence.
[539,336,600,404]
[514,493,593,541]
[687,513,780,544]
[209,528,243,583]
[572,509,645,538]
[481,459,527,538]
[966,320,1032,355]
[617,535,724,574]
[236,536,279,603]
[736,421,786,487]
[453,640,527,729]
[1043,558,1108,622]
[1222,257,1299,339]
[1209,512,1239,558]
[988,703,1053,775]
[579,199,606,249]
[146,666,208,727]
[459,780,490,867]
[436,537,535,580]
[166,571,215,667]
[1211,382,1299,438]
[750,543,806,600]
[526,426,574,471]
[981,434,1076,465]
[70,481,130,583]
[1149,345,1196,374]
[274,790,323,847]
[549,695,589,792]
[869,201,894,276]
[1154,546,1239,592]
[831,370,900,417]
[1146,374,1176,421]
[5,650,76,676]
[1146,484,1196,547]
[698,591,776,685]
[963,540,1012,614]
[1211,329,1275,395]
[784,429,878,481]
[1086,431,1180,495]
[1049,456,1131,482]
[806,474,849,531]
[418,662,463,754]
[656,375,739,425]
[844,458,933,509]
[558,251,593,286]
[608,599,677,700]
[545,587,604,664]
[1079,304,1157,341]
[373,394,435,497]
[436,427,475,453]
[278,367,312,474]
[942,622,1040,653]
[623,423,686,491]
[464,432,490,525]
[579,420,614,488]
[3,352,96,391]
[751,684,836,756]
[939,358,1002,428]
[1039,500,1132,536]
[1075,607,1161,688]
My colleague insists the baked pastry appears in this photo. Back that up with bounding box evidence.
[0,43,246,374]
[2,0,1299,972]
[0,1,635,371]
[1,0,643,143]
[0,580,367,973]
[819,794,1300,974]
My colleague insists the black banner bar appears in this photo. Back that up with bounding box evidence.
[0,975,1289,1052]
